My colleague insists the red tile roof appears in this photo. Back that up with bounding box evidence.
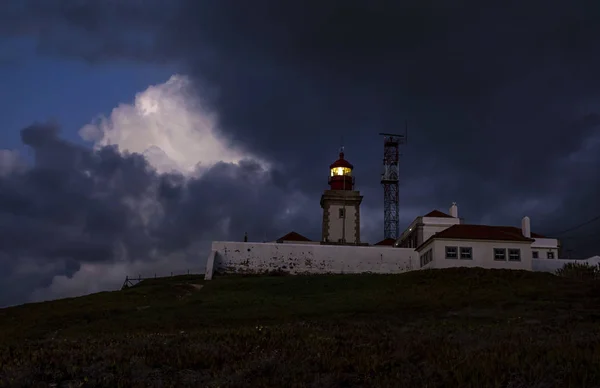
[416,224,534,250]
[373,238,396,246]
[494,226,546,239]
[423,210,454,218]
[276,231,311,242]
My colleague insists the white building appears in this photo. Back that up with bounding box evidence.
[395,203,561,270]
[414,224,535,270]
[395,204,461,249]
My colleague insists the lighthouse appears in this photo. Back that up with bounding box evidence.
[320,149,363,244]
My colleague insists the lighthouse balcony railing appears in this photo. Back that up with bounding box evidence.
[328,176,355,185]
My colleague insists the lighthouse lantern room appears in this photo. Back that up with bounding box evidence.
[328,151,355,191]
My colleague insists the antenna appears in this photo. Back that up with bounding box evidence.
[379,129,407,240]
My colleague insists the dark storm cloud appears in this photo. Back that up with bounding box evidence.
[2,0,600,260]
[0,122,315,306]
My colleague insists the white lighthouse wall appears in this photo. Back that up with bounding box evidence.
[206,241,417,277]
[326,204,359,243]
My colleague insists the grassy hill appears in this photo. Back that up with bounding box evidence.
[1,268,600,387]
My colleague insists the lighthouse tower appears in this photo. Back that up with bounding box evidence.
[320,149,363,244]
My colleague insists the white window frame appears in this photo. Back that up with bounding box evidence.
[547,251,555,259]
[508,249,521,261]
[445,246,458,259]
[532,251,539,259]
[459,247,472,260]
[494,248,506,261]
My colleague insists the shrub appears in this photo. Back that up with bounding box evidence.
[555,262,600,281]
[265,268,289,277]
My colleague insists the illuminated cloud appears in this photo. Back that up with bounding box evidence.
[79,75,268,175]
[0,149,26,176]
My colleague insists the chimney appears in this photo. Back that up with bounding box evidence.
[450,202,458,218]
[521,216,531,238]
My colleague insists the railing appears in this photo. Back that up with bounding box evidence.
[121,269,198,290]
[327,176,355,185]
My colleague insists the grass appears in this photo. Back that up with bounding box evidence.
[1,268,600,387]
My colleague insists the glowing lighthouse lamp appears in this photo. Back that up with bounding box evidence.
[328,150,355,191]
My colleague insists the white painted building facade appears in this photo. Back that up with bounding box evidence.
[531,238,560,260]
[395,210,461,248]
[394,204,561,272]
[418,238,533,271]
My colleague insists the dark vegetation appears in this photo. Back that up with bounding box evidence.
[1,267,600,387]
[555,261,600,281]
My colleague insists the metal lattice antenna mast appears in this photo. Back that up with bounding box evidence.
[379,123,407,240]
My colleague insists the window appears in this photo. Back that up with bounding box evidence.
[494,248,506,261]
[460,247,472,260]
[532,251,539,259]
[420,249,433,268]
[508,249,521,261]
[338,208,345,218]
[331,167,352,177]
[445,246,458,259]
[547,251,555,259]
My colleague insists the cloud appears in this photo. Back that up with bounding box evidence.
[0,114,311,307]
[0,149,27,176]
[79,74,267,176]
[28,249,206,304]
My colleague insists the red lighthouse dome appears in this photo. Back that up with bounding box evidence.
[328,151,355,190]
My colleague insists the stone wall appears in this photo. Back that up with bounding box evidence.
[205,241,417,279]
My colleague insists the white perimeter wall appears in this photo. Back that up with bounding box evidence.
[206,241,417,277]
[532,256,600,273]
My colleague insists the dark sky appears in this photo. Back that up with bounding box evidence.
[0,0,599,306]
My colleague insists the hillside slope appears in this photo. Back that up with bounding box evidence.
[1,268,600,387]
